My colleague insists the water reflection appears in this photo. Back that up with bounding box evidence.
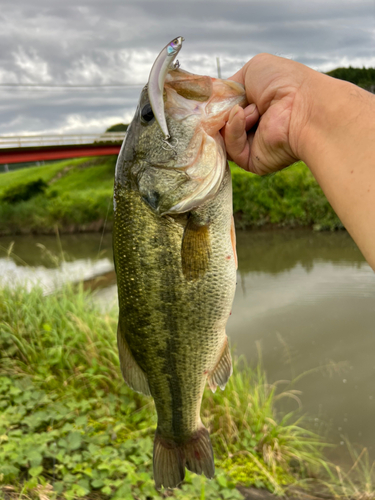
[228,229,375,459]
[236,229,365,275]
[0,233,113,268]
[0,233,113,292]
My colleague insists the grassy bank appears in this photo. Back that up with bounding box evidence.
[231,163,342,230]
[0,285,329,499]
[0,157,342,235]
[1,285,374,499]
[0,158,115,235]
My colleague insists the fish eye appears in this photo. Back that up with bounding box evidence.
[141,103,154,124]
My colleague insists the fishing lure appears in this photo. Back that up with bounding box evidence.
[147,36,184,144]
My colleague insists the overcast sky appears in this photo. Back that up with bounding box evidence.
[1,0,374,136]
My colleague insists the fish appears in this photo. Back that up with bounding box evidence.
[113,37,247,489]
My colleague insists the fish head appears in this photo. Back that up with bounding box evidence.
[115,68,247,215]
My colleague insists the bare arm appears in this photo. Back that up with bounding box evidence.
[222,54,375,270]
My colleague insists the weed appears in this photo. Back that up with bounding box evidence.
[322,440,375,499]
[0,286,243,498]
[202,358,329,494]
[0,285,336,498]
[2,285,371,498]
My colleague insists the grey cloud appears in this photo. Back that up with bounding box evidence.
[0,0,374,134]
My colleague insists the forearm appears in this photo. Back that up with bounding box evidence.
[297,74,375,269]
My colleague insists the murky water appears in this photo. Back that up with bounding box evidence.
[0,234,114,293]
[0,229,374,459]
[230,231,375,463]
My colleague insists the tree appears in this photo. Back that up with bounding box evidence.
[105,123,129,133]
[326,66,375,92]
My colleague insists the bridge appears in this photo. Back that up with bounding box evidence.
[0,132,126,165]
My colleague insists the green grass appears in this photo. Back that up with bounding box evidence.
[231,162,342,231]
[0,158,88,196]
[1,285,374,499]
[0,157,116,235]
[48,158,115,194]
[0,284,336,499]
[323,439,375,500]
[0,157,342,235]
[202,360,329,495]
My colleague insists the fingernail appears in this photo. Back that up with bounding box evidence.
[245,103,256,116]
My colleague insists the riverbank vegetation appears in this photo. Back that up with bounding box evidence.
[231,163,342,231]
[326,66,375,91]
[1,285,374,499]
[0,157,342,235]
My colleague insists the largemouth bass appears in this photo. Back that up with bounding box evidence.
[113,38,246,489]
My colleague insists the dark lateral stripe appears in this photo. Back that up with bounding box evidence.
[157,221,184,436]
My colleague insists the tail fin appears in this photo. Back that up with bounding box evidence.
[153,425,215,489]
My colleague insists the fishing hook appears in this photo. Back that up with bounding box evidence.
[162,137,179,151]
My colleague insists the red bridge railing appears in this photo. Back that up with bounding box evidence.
[0,133,126,165]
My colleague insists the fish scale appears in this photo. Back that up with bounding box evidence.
[113,40,246,489]
[114,167,235,435]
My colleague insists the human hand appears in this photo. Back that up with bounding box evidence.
[222,53,314,175]
[222,53,375,270]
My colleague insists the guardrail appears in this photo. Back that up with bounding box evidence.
[0,133,127,165]
[0,132,126,149]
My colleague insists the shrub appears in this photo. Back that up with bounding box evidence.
[106,123,129,132]
[231,162,343,230]
[1,178,48,204]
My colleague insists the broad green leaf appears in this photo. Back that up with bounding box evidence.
[29,465,43,477]
[67,432,82,451]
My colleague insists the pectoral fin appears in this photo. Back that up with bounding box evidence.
[207,337,233,392]
[181,216,211,281]
[117,324,151,396]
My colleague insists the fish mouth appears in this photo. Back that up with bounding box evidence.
[158,72,247,215]
[147,37,246,141]
[204,78,247,135]
[165,70,247,137]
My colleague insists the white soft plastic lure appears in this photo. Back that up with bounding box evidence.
[147,36,184,141]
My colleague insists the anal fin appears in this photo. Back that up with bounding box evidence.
[181,216,211,281]
[207,337,233,392]
[117,324,151,396]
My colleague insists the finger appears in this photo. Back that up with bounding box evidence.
[222,104,259,171]
[244,103,259,130]
[222,105,250,171]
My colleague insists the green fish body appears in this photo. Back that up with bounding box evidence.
[113,68,246,488]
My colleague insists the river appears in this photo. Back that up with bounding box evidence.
[0,229,374,462]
